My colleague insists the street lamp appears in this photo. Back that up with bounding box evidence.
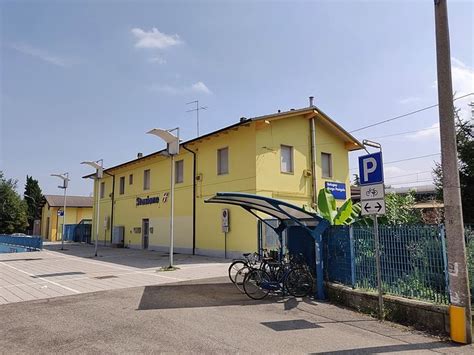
[81,160,103,257]
[51,172,69,250]
[147,127,180,268]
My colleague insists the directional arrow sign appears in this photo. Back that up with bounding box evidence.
[361,199,386,216]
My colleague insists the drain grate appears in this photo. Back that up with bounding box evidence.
[94,275,118,280]
[261,319,321,331]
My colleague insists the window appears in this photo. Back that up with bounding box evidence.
[217,147,229,175]
[100,182,105,199]
[175,160,184,183]
[129,174,133,185]
[143,169,151,190]
[119,176,125,195]
[321,152,332,178]
[280,145,294,173]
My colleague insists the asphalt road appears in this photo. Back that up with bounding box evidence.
[0,277,472,354]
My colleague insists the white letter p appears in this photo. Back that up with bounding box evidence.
[363,157,377,182]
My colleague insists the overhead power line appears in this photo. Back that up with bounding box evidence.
[384,170,432,180]
[350,153,441,171]
[368,126,438,140]
[350,92,473,133]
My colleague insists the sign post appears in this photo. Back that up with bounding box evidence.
[359,151,385,320]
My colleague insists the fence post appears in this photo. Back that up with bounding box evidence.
[349,225,356,288]
[440,224,450,301]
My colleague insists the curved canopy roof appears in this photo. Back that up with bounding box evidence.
[205,192,328,233]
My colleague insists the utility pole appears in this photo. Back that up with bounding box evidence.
[186,100,207,137]
[434,0,472,344]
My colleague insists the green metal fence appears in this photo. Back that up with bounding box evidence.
[352,225,449,304]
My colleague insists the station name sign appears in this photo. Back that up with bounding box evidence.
[136,196,160,206]
[325,181,346,200]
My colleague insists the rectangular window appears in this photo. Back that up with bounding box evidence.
[129,174,133,185]
[143,169,150,190]
[217,147,229,175]
[119,176,125,195]
[321,152,332,178]
[280,145,294,173]
[100,182,105,199]
[175,160,184,183]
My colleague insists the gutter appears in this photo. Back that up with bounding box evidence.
[182,145,196,255]
[310,115,318,209]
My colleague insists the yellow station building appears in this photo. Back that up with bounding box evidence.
[86,101,362,258]
[40,195,93,241]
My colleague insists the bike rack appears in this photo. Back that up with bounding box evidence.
[205,192,330,299]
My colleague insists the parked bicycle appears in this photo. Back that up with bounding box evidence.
[242,253,314,300]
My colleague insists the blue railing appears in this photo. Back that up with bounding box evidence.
[0,235,43,250]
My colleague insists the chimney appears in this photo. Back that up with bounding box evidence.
[240,117,247,122]
[137,152,143,159]
[309,96,315,107]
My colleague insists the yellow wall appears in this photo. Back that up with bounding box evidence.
[187,123,257,256]
[255,114,351,209]
[93,151,194,252]
[41,204,92,241]
[89,113,355,257]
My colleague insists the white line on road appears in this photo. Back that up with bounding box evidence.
[0,261,80,294]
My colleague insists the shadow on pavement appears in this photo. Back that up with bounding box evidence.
[138,278,276,310]
[312,340,461,354]
[43,243,229,269]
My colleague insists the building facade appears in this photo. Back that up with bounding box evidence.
[87,104,362,257]
[40,195,93,241]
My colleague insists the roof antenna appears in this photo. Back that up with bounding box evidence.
[186,100,208,137]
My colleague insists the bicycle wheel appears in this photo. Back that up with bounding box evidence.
[228,260,247,284]
[234,266,250,293]
[285,268,314,297]
[243,269,271,300]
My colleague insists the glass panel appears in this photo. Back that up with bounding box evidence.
[280,145,293,173]
[175,160,184,183]
[322,153,332,178]
[144,169,150,190]
[119,176,125,195]
[217,148,229,175]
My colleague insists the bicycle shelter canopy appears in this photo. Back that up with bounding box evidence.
[205,192,328,237]
[205,192,330,300]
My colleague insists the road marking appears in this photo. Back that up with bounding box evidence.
[0,261,80,294]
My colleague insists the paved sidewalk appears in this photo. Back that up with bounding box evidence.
[1,276,472,354]
[0,243,229,304]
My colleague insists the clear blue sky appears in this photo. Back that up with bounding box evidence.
[1,0,473,196]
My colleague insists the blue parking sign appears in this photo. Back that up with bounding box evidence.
[358,152,384,185]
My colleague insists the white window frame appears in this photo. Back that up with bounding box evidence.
[280,145,294,174]
[321,152,333,178]
[175,160,184,184]
[217,147,229,175]
[143,169,151,190]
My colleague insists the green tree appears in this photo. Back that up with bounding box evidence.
[0,171,28,234]
[378,190,422,225]
[433,107,474,223]
[24,175,43,233]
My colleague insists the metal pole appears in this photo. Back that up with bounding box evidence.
[61,178,67,251]
[95,175,100,257]
[373,215,383,320]
[169,154,175,267]
[434,0,472,344]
